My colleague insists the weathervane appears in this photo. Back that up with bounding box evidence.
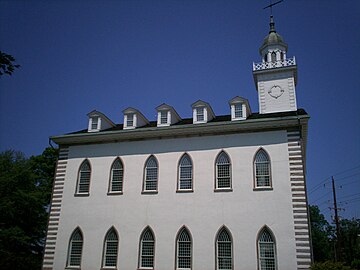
[263,0,283,15]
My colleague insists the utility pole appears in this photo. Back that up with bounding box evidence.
[331,176,342,261]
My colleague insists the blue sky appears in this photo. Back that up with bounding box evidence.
[1,0,359,220]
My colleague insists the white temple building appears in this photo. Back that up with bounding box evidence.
[43,16,312,270]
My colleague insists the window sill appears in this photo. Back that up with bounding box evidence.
[65,267,81,270]
[141,191,158,195]
[107,191,123,196]
[74,193,89,197]
[100,268,117,270]
[176,189,194,193]
[214,188,233,192]
[253,187,273,191]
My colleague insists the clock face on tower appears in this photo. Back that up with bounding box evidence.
[268,85,284,99]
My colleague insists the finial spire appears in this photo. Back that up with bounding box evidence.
[269,15,276,33]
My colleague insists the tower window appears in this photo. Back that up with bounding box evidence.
[271,52,276,62]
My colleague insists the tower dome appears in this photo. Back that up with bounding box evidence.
[259,16,288,62]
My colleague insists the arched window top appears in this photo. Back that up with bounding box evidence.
[80,159,90,171]
[178,227,191,242]
[180,154,192,167]
[216,151,230,165]
[67,227,84,267]
[255,149,269,163]
[112,158,123,170]
[146,156,158,168]
[217,227,231,242]
[72,228,83,240]
[142,227,155,241]
[258,227,274,243]
[106,227,118,241]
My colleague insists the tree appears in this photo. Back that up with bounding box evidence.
[0,51,20,76]
[339,218,360,268]
[309,205,334,262]
[0,147,57,270]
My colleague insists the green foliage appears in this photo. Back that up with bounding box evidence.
[0,51,20,76]
[340,219,360,267]
[311,261,353,270]
[0,148,58,270]
[309,205,334,261]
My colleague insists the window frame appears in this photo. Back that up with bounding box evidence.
[215,226,233,270]
[253,148,272,190]
[257,226,277,270]
[108,157,124,195]
[160,110,168,125]
[196,107,205,122]
[142,155,159,194]
[175,226,192,270]
[214,151,232,192]
[102,227,119,269]
[234,103,243,119]
[75,159,91,196]
[66,227,83,269]
[126,113,134,127]
[177,153,194,192]
[91,116,99,130]
[138,226,155,270]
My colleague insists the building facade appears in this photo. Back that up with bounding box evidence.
[43,16,311,270]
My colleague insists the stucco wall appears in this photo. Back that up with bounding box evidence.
[52,130,298,270]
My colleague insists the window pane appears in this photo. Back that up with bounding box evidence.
[140,229,154,268]
[216,153,231,189]
[160,111,168,124]
[196,107,204,121]
[177,229,191,269]
[145,157,158,191]
[179,155,192,190]
[127,114,134,127]
[111,160,123,192]
[78,161,90,193]
[234,104,243,118]
[217,229,232,270]
[91,117,98,129]
[68,230,83,267]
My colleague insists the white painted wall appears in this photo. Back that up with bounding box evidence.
[53,130,297,270]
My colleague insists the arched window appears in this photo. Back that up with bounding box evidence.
[109,158,124,193]
[178,154,193,191]
[102,227,119,268]
[215,151,231,190]
[139,227,155,269]
[67,228,83,267]
[144,156,158,192]
[258,227,277,270]
[216,227,233,270]
[280,51,284,61]
[77,160,91,194]
[176,227,192,269]
[254,149,271,188]
[271,52,276,62]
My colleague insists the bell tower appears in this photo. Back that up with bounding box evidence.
[253,16,298,114]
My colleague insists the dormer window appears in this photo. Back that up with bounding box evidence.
[234,104,243,118]
[160,111,168,125]
[91,117,99,130]
[229,96,251,121]
[156,104,181,127]
[126,114,134,127]
[87,110,115,132]
[196,107,204,122]
[123,107,149,130]
[191,100,215,124]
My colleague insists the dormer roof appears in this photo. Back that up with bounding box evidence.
[155,103,182,121]
[191,100,215,118]
[228,96,251,111]
[87,110,115,132]
[122,107,150,125]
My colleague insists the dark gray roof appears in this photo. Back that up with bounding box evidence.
[69,109,308,135]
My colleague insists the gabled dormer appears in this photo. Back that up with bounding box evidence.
[156,103,181,127]
[191,100,215,124]
[123,107,149,130]
[87,110,115,132]
[228,96,251,121]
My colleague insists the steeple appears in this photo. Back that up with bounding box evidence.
[253,16,298,114]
